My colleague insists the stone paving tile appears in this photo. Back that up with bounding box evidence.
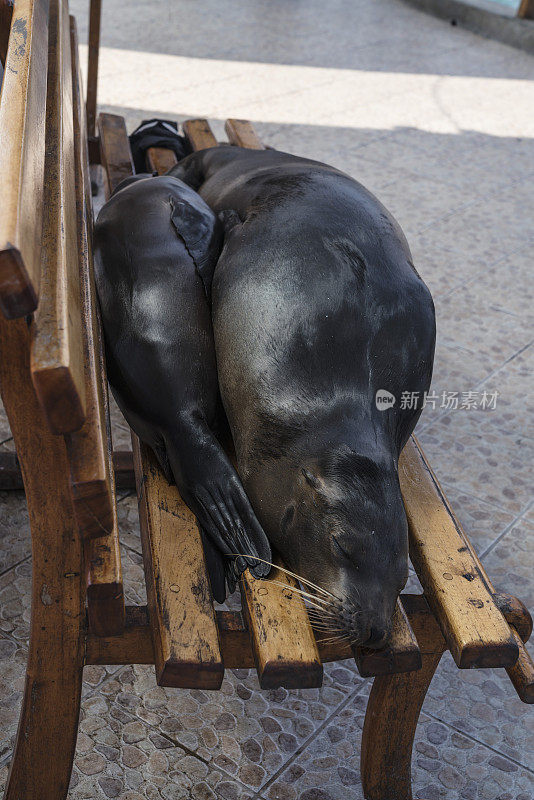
[264,692,534,800]
[109,394,134,452]
[0,401,11,445]
[84,660,366,793]
[70,693,257,800]
[431,483,515,555]
[0,634,26,763]
[417,413,532,516]
[0,541,146,646]
[433,288,531,375]
[118,493,143,554]
[0,492,31,575]
[475,345,534,442]
[0,558,31,643]
[421,520,534,777]
[377,175,473,241]
[356,128,534,198]
[457,247,534,326]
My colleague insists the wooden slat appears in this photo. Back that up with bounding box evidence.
[223,116,322,689]
[183,118,218,151]
[133,436,224,689]
[400,436,518,669]
[506,628,534,703]
[146,146,177,174]
[85,596,448,669]
[240,563,323,689]
[225,118,264,149]
[0,448,135,490]
[30,0,86,434]
[354,598,422,677]
[85,0,101,138]
[518,0,534,18]
[97,112,135,197]
[67,14,124,636]
[0,0,48,318]
[65,14,114,538]
[85,515,124,636]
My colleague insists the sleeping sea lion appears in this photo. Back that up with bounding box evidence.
[93,174,271,601]
[169,147,436,647]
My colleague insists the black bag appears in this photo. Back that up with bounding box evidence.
[129,118,190,174]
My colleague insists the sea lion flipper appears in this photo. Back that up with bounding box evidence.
[200,529,227,603]
[165,430,272,581]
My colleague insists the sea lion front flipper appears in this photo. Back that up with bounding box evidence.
[164,428,272,580]
[200,529,226,603]
[169,195,223,299]
[201,531,244,602]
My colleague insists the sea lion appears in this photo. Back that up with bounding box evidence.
[93,174,271,601]
[169,147,436,647]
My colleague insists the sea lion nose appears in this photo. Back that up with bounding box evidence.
[363,625,389,650]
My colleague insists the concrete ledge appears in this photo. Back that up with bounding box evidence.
[401,0,534,54]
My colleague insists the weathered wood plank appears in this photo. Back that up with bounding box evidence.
[85,514,125,637]
[360,596,446,800]
[86,0,101,137]
[0,0,49,318]
[183,118,218,151]
[225,118,264,149]
[224,116,322,689]
[133,436,224,689]
[400,436,518,669]
[240,562,323,689]
[518,0,534,18]
[98,112,135,197]
[0,314,84,799]
[0,448,134,490]
[85,596,447,669]
[30,0,86,434]
[65,14,114,538]
[354,598,422,677]
[146,146,178,174]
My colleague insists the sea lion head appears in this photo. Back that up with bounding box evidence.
[262,444,409,650]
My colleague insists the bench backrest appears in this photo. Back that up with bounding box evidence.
[0,0,122,630]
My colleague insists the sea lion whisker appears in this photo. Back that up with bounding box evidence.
[267,584,338,615]
[267,581,339,609]
[307,619,343,631]
[316,634,351,646]
[225,553,340,602]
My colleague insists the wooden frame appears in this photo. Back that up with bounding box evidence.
[0,2,532,797]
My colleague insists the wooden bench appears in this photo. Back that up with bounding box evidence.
[0,2,532,798]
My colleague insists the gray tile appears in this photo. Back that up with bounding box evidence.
[83,661,365,790]
[419,519,534,773]
[0,492,32,574]
[265,693,534,800]
[417,413,533,515]
[0,634,27,762]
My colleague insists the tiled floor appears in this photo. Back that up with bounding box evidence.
[0,0,533,797]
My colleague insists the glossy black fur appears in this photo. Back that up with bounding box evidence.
[169,147,436,646]
[93,174,271,602]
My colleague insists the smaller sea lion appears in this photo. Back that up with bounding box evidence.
[94,174,271,601]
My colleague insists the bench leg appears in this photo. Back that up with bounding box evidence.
[360,617,446,800]
[0,318,85,800]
